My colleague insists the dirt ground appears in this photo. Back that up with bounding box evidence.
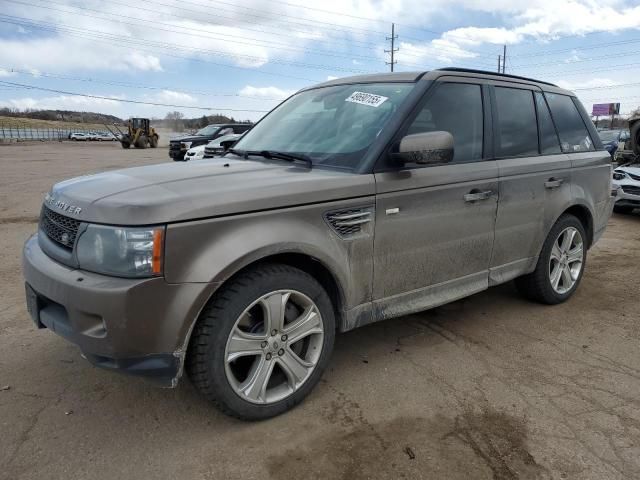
[1,142,639,480]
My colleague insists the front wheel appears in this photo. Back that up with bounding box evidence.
[515,214,587,304]
[187,264,335,420]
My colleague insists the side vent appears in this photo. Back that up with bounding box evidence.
[325,206,374,238]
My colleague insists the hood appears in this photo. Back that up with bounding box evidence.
[616,165,640,177]
[46,158,375,225]
[170,135,209,143]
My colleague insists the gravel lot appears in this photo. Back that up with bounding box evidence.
[1,142,639,480]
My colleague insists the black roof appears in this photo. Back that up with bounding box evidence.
[435,68,558,87]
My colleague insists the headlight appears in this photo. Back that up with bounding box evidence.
[180,142,192,149]
[76,225,164,278]
[613,172,627,181]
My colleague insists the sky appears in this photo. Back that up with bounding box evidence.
[0,0,640,122]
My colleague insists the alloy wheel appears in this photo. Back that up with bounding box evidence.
[548,226,584,295]
[224,290,324,405]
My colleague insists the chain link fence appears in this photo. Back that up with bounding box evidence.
[0,125,99,141]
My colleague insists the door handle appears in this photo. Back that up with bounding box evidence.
[464,190,493,202]
[544,178,564,189]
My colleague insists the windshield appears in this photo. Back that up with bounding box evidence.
[231,83,415,170]
[196,125,222,136]
[598,130,620,142]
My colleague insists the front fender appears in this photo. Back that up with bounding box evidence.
[163,197,375,312]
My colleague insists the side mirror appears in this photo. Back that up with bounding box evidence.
[391,131,454,165]
[220,139,237,151]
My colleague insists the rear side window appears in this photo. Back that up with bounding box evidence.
[535,92,562,154]
[494,87,538,157]
[406,83,483,162]
[545,93,594,152]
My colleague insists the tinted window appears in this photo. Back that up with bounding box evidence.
[406,83,483,162]
[535,92,561,154]
[495,87,538,157]
[545,93,594,152]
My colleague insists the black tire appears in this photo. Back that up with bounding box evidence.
[134,135,148,149]
[149,135,158,148]
[614,204,635,214]
[121,141,130,149]
[631,121,640,155]
[515,214,587,305]
[187,263,335,420]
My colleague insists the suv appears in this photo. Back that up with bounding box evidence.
[23,69,613,420]
[169,123,252,160]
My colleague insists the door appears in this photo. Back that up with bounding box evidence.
[489,85,572,284]
[372,80,499,320]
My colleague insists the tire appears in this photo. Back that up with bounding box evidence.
[187,263,335,420]
[614,204,635,214]
[515,214,587,305]
[149,135,158,148]
[631,121,640,156]
[134,135,148,149]
[121,141,130,149]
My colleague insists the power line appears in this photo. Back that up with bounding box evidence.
[0,16,331,81]
[0,80,271,112]
[1,68,291,101]
[2,1,379,71]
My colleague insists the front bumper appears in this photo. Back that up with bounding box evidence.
[22,234,215,387]
[613,182,640,207]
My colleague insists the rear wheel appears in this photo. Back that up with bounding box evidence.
[614,204,635,214]
[515,214,587,304]
[149,135,158,148]
[187,264,335,420]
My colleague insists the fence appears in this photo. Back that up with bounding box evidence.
[0,125,102,141]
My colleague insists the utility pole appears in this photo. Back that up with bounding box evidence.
[385,23,398,72]
[502,44,507,74]
[498,55,502,73]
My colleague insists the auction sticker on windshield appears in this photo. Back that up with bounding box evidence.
[345,91,388,108]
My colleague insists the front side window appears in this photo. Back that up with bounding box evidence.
[405,82,483,163]
[535,92,562,154]
[495,87,538,157]
[232,83,415,170]
[545,94,594,152]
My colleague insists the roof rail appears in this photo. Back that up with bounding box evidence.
[435,68,558,87]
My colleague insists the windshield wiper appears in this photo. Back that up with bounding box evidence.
[227,149,313,168]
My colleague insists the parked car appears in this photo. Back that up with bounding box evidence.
[612,164,640,213]
[94,132,117,141]
[598,129,630,159]
[69,132,89,141]
[202,134,243,159]
[183,134,242,161]
[169,124,252,161]
[23,69,614,420]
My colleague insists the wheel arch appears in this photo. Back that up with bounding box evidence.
[179,249,346,366]
[559,203,594,248]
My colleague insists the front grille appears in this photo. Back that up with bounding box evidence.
[325,207,373,238]
[40,206,80,250]
[622,185,640,196]
[203,146,222,158]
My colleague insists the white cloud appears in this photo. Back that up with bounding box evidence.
[147,90,196,104]
[326,76,339,81]
[2,94,124,112]
[0,69,16,77]
[239,85,294,98]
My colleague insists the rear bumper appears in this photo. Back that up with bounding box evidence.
[22,234,216,387]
